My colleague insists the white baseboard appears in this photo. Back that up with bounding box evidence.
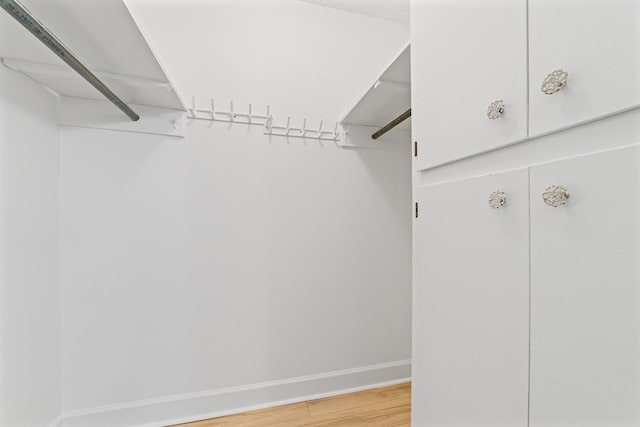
[58,360,411,427]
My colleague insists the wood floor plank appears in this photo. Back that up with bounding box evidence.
[306,383,410,416]
[173,382,411,427]
[178,403,310,427]
[270,396,411,427]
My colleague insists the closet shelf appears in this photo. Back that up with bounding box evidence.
[340,43,411,135]
[0,0,184,111]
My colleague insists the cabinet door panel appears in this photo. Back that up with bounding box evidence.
[411,0,528,171]
[529,0,640,136]
[413,169,529,426]
[530,145,640,426]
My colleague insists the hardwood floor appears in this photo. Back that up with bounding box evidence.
[174,383,411,426]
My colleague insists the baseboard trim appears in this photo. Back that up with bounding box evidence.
[59,359,411,427]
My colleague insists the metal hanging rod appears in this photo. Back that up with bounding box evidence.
[372,108,411,140]
[0,0,140,121]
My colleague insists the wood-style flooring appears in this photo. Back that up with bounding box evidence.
[174,382,411,426]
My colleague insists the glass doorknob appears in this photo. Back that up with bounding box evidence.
[487,100,505,119]
[541,69,568,95]
[542,185,570,207]
[488,191,507,209]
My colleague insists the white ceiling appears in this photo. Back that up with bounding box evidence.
[298,0,409,24]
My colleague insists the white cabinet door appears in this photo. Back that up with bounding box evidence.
[413,169,529,426]
[411,0,528,171]
[530,145,640,426]
[529,0,640,137]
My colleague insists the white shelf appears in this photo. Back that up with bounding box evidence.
[340,43,411,133]
[0,0,184,111]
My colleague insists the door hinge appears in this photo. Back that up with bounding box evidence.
[415,202,419,218]
[414,140,418,157]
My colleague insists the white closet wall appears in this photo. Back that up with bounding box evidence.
[59,123,412,425]
[0,64,61,427]
[56,2,412,425]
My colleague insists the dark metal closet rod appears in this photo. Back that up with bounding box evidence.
[0,0,140,121]
[372,108,411,140]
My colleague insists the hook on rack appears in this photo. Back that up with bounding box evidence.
[188,97,341,142]
[265,115,274,133]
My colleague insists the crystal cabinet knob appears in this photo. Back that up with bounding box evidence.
[542,185,570,207]
[487,100,505,120]
[488,191,507,209]
[541,69,568,95]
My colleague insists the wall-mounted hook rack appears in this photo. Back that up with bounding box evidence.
[188,97,342,142]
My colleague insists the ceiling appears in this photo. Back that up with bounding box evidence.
[0,0,183,109]
[297,0,409,24]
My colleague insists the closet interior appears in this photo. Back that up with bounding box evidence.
[1,0,638,426]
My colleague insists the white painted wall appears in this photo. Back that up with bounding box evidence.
[59,1,411,425]
[0,65,61,426]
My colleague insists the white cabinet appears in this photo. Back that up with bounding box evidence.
[411,0,528,171]
[411,1,640,424]
[411,0,640,169]
[414,145,640,426]
[413,169,530,426]
[529,145,640,426]
[529,0,640,136]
